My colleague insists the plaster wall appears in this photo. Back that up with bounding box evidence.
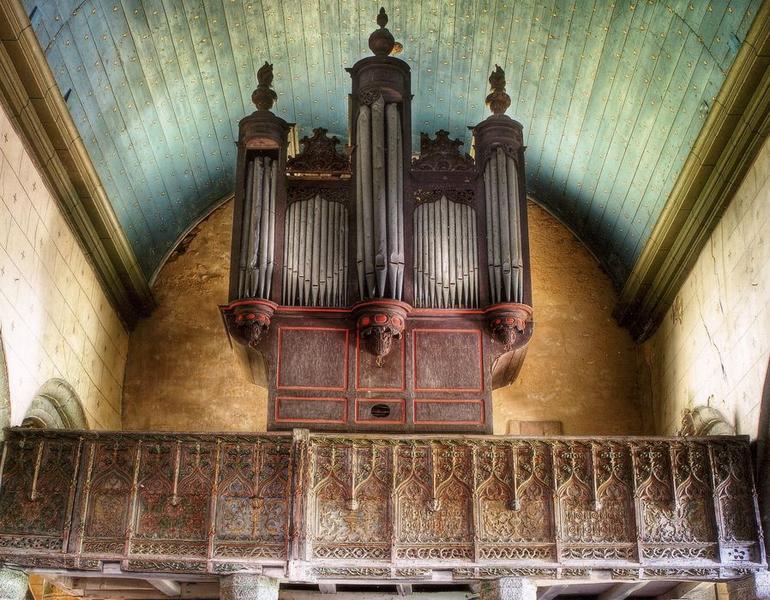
[123,199,642,435]
[122,200,266,432]
[642,134,770,438]
[0,99,127,430]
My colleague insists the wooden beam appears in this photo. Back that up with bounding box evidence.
[615,0,770,341]
[537,585,567,600]
[146,580,181,597]
[597,582,649,600]
[654,582,715,600]
[0,0,154,327]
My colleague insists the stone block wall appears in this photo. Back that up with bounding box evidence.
[642,134,770,437]
[0,98,127,430]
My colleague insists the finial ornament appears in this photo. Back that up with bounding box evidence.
[369,7,396,56]
[252,62,278,111]
[486,64,511,116]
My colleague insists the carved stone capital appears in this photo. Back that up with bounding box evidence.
[220,575,278,600]
[354,300,409,367]
[480,578,536,600]
[0,569,27,600]
[221,300,277,350]
[486,304,533,352]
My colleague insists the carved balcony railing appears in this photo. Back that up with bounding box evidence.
[0,428,764,583]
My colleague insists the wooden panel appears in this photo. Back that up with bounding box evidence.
[275,397,348,425]
[355,398,406,425]
[412,329,483,392]
[277,327,349,390]
[413,399,484,426]
[356,334,405,392]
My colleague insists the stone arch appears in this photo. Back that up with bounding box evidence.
[0,331,10,438]
[22,379,88,430]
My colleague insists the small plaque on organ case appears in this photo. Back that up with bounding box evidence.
[277,327,348,390]
[413,329,483,391]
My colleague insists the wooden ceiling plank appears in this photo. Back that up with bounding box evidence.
[521,0,565,184]
[545,0,609,206]
[576,1,661,240]
[616,0,770,339]
[559,1,639,223]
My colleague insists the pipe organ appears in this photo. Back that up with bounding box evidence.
[222,9,534,432]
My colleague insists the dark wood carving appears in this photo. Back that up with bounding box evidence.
[0,429,764,581]
[286,128,350,175]
[411,130,475,172]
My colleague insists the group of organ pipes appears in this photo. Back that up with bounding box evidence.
[222,8,534,432]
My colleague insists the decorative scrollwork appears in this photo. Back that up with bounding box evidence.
[286,128,349,174]
[412,130,475,172]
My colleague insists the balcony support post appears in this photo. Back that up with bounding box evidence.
[725,571,770,599]
[220,575,279,600]
[0,569,27,600]
[479,578,535,600]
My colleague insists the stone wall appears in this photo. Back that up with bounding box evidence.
[493,203,642,435]
[642,135,770,438]
[123,199,643,435]
[0,99,127,430]
[122,200,265,432]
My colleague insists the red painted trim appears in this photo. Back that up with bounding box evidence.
[220,299,278,311]
[413,398,485,426]
[274,397,348,424]
[276,326,350,391]
[354,398,407,425]
[351,299,412,312]
[354,327,406,392]
[412,328,484,392]
[275,306,350,314]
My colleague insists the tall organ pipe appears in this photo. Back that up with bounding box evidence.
[413,196,478,308]
[238,155,276,300]
[484,147,524,304]
[355,98,405,300]
[282,194,348,307]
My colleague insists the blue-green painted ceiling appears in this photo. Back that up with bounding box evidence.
[25,0,760,284]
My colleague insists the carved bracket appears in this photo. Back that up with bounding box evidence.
[221,299,277,350]
[354,300,409,367]
[485,304,533,352]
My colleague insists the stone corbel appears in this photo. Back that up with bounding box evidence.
[354,300,409,367]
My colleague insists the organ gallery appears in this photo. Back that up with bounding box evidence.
[0,3,768,600]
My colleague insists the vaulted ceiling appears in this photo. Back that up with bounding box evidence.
[24,0,761,284]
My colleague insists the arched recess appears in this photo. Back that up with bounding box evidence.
[0,331,10,438]
[22,379,88,430]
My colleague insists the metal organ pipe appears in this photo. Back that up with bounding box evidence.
[238,155,277,299]
[413,196,478,308]
[355,98,405,300]
[282,195,348,307]
[484,148,524,304]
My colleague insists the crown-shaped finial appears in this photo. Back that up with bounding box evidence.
[369,7,396,56]
[486,65,511,116]
[251,62,278,111]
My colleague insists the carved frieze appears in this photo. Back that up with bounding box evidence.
[0,429,764,581]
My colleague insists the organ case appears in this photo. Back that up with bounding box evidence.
[222,9,533,433]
